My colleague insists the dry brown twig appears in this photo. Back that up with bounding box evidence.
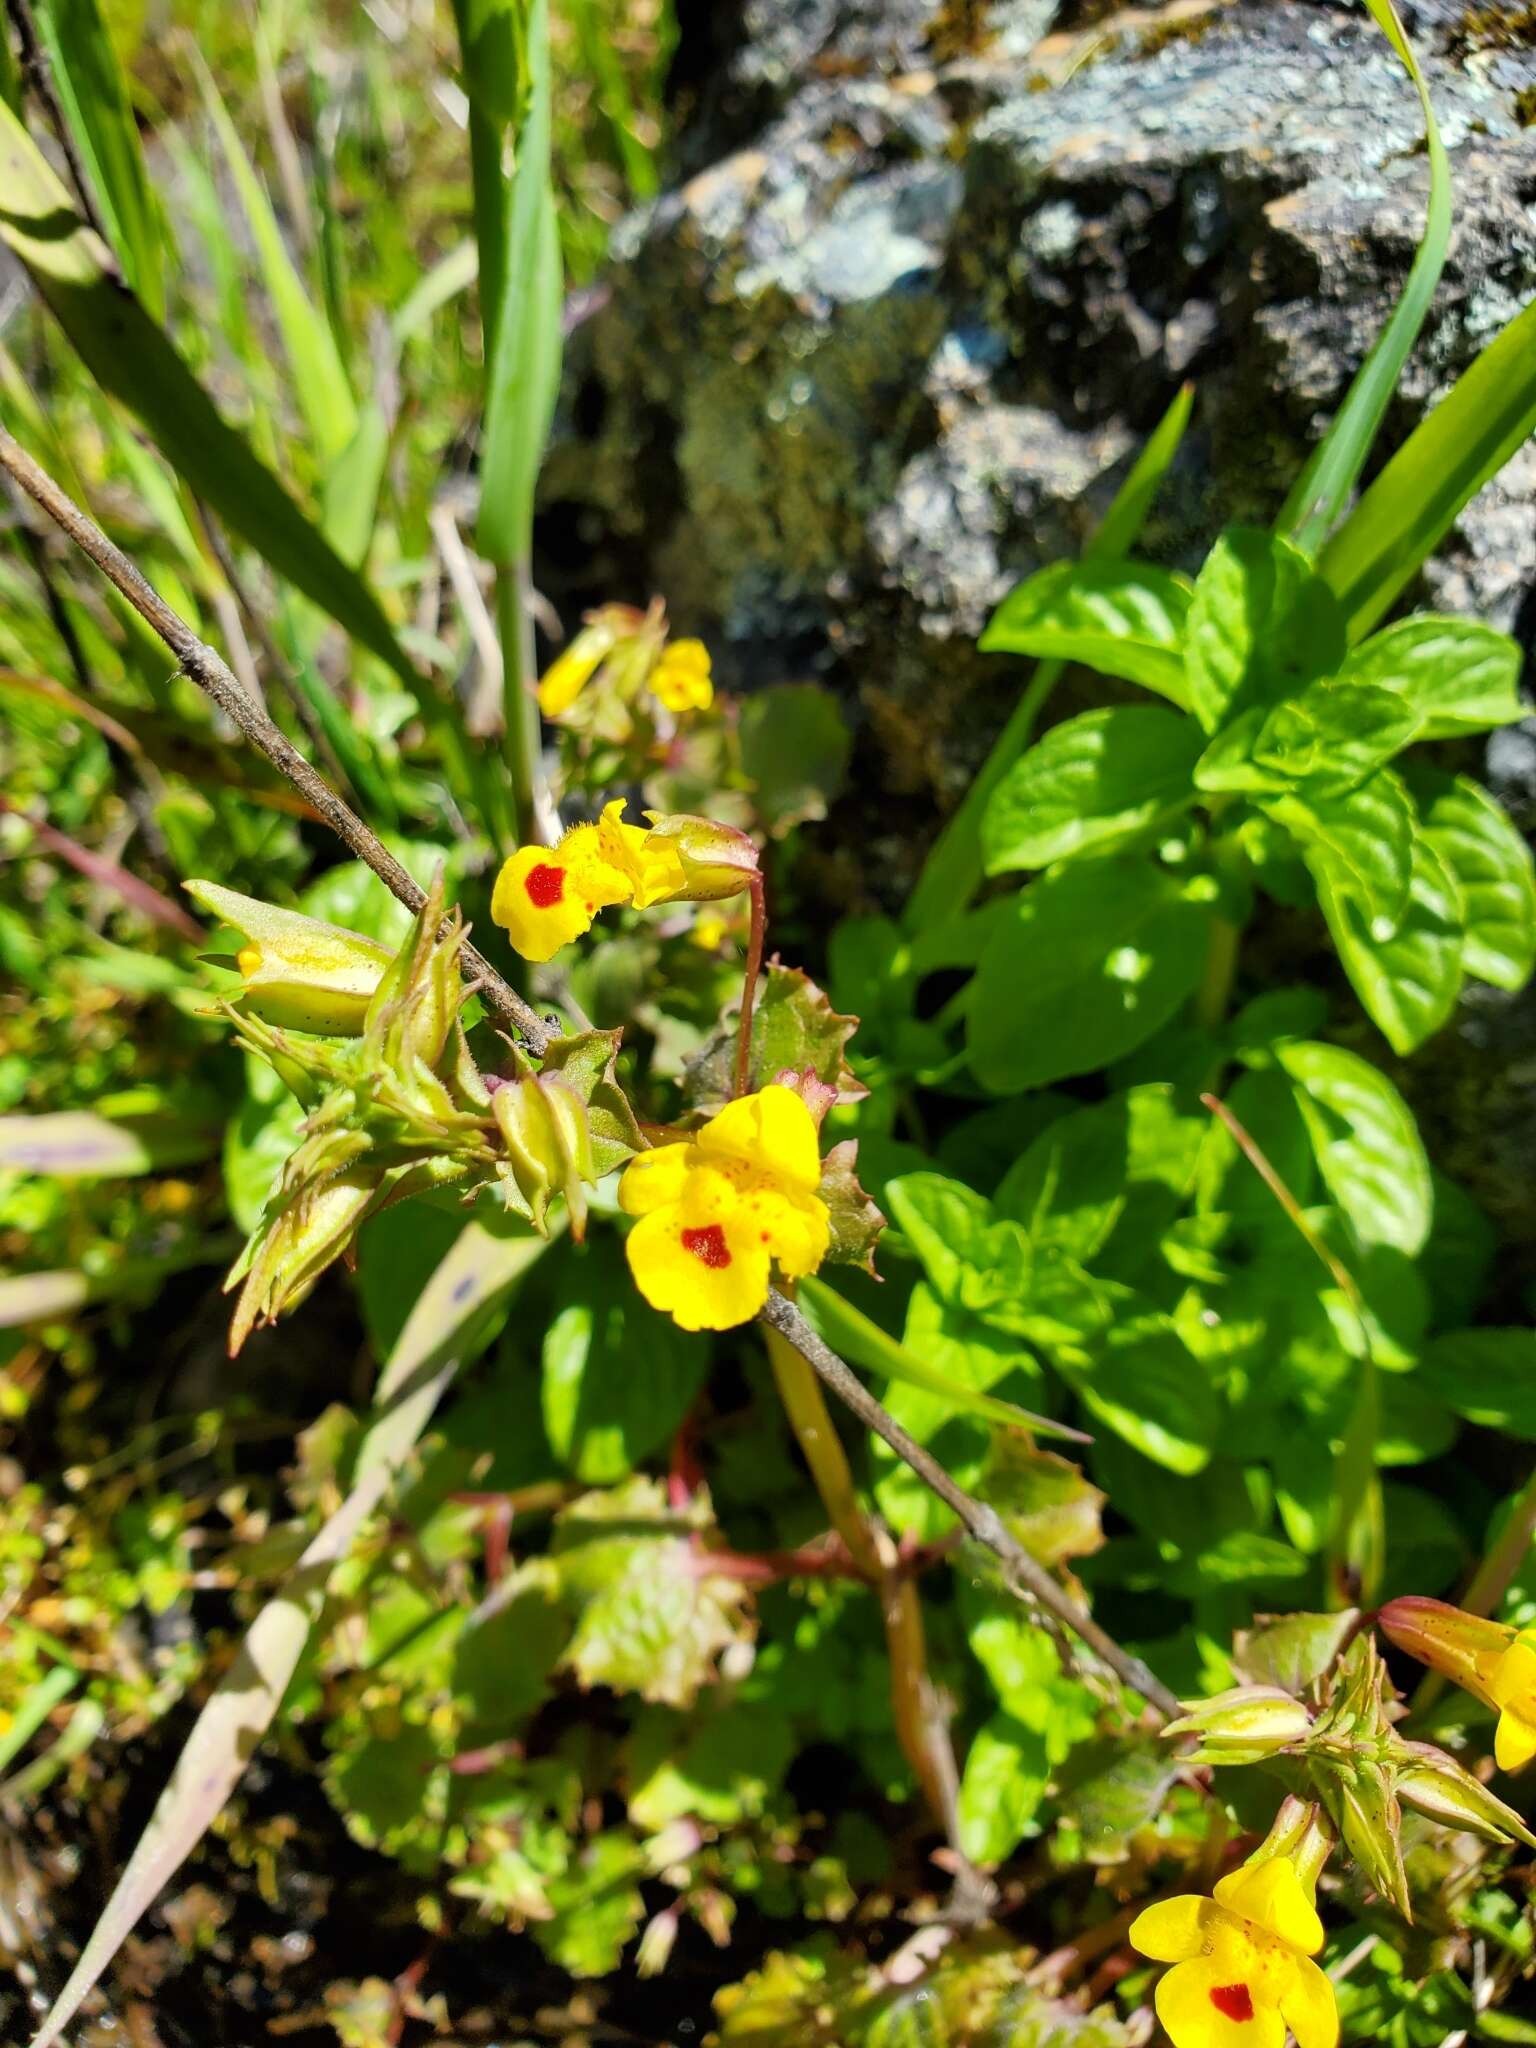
[0,424,1179,1725]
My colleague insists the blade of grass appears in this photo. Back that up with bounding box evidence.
[797,1274,1091,1443]
[1319,292,1536,642]
[477,71,562,572]
[26,1214,552,2048]
[33,0,164,315]
[0,104,458,753]
[1276,0,1449,559]
[0,1659,77,1775]
[191,48,358,465]
[392,238,479,348]
[903,381,1193,935]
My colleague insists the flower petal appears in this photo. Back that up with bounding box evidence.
[1280,1959,1340,2048]
[748,1184,830,1280]
[698,1085,822,1196]
[597,799,689,910]
[1495,1705,1536,1773]
[1156,1961,1287,2048]
[624,1206,770,1331]
[1491,1636,1536,1711]
[1129,1895,1209,1963]
[1214,1859,1323,1956]
[617,1145,694,1218]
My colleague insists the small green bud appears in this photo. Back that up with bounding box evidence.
[1319,1757,1411,1920]
[490,1068,597,1237]
[186,880,391,1035]
[227,1161,381,1354]
[1165,1685,1314,1763]
[1395,1739,1536,1850]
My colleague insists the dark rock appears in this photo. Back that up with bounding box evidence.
[541,0,1536,1232]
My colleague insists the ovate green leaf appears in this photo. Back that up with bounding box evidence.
[1277,1040,1431,1255]
[1415,770,1536,991]
[968,859,1213,1093]
[1185,528,1346,733]
[1418,1330,1536,1439]
[1339,616,1525,740]
[1314,830,1464,1055]
[957,1713,1051,1865]
[983,705,1202,872]
[979,559,1191,706]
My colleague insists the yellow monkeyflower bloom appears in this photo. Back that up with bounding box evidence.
[491,823,630,963]
[619,1085,830,1331]
[1486,1630,1536,1770]
[650,637,714,714]
[597,799,690,909]
[1130,1859,1338,2048]
[1379,1597,1536,1773]
[536,609,638,717]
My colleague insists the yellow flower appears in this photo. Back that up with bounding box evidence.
[1378,1598,1536,1773]
[535,608,638,718]
[650,637,714,714]
[692,913,729,952]
[491,823,630,963]
[1130,1859,1338,2048]
[596,799,690,909]
[619,1085,830,1331]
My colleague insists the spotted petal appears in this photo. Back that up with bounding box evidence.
[699,1084,822,1195]
[1156,1960,1287,2048]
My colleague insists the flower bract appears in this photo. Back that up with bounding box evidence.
[618,1084,830,1330]
[1130,1857,1338,2048]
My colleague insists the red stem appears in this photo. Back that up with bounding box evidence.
[733,873,766,1098]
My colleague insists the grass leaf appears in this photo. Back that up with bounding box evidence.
[1276,0,1449,558]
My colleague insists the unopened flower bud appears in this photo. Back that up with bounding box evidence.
[643,812,759,902]
[536,605,645,717]
[227,1162,381,1355]
[1164,1685,1314,1763]
[491,1069,597,1237]
[1318,1757,1410,1918]
[1377,1596,1510,1710]
[1395,1739,1536,1849]
[186,880,390,1035]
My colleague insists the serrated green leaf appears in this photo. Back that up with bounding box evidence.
[983,705,1201,872]
[1415,771,1536,991]
[1276,1040,1431,1255]
[1339,616,1525,740]
[1062,1315,1216,1474]
[1268,767,1415,932]
[1314,829,1464,1055]
[978,559,1191,705]
[1185,528,1346,734]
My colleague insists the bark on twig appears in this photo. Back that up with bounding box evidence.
[758,1288,1181,1721]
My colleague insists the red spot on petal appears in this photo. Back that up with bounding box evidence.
[1210,1985,1255,2024]
[525,862,565,908]
[681,1224,731,1269]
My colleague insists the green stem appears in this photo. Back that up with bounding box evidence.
[1195,912,1241,1032]
[904,658,1061,936]
[497,561,549,845]
[766,1323,956,1835]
